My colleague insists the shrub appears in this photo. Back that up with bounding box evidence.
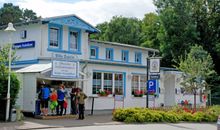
[112,106,220,123]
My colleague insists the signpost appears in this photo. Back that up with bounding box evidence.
[146,57,161,108]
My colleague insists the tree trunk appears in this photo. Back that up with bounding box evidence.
[194,92,196,112]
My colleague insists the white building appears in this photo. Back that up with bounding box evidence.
[0,14,203,115]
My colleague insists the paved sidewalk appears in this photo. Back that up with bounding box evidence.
[0,114,121,130]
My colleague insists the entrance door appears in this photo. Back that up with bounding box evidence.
[164,75,175,106]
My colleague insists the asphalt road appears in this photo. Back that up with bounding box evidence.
[36,123,217,130]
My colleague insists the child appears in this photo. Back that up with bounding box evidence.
[50,89,58,116]
[63,97,68,115]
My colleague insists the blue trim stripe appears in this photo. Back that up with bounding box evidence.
[12,59,39,65]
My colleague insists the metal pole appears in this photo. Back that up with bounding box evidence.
[4,23,16,121]
[5,42,12,121]
[146,58,149,108]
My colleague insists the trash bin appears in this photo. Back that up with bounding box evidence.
[217,115,220,130]
[10,108,16,122]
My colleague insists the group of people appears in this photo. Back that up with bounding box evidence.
[38,82,87,120]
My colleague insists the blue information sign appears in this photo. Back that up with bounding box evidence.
[147,80,157,93]
[13,41,35,49]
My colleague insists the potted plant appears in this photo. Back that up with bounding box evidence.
[97,89,111,96]
[133,90,144,97]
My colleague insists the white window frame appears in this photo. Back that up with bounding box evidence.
[69,31,78,51]
[131,74,146,96]
[49,27,59,48]
[92,72,124,95]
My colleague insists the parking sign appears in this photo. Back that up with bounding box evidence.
[147,80,157,93]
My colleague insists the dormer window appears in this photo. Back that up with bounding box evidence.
[49,27,59,48]
[48,24,62,50]
[68,27,81,54]
[69,31,78,51]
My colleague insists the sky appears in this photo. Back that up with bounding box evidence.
[0,0,156,26]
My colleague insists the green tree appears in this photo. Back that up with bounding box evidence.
[91,16,142,45]
[140,13,162,50]
[0,3,39,26]
[154,0,198,67]
[0,45,20,106]
[174,45,215,110]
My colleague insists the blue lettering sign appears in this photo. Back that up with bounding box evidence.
[13,41,35,49]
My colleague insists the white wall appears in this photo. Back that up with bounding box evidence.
[22,73,37,112]
[89,42,149,65]
[0,24,41,61]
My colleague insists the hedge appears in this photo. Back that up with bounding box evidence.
[113,106,220,123]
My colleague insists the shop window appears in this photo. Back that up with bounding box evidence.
[92,71,124,95]
[92,72,102,94]
[131,75,146,96]
[114,73,124,95]
[104,73,113,94]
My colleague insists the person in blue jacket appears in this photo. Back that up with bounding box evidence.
[56,84,65,116]
[39,81,50,116]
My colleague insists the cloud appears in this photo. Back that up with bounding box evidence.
[13,0,155,26]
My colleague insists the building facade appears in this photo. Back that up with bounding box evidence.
[0,14,203,114]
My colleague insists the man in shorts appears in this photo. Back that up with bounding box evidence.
[40,81,50,116]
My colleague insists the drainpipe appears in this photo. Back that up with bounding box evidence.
[81,60,88,90]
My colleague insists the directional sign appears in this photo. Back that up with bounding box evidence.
[147,80,157,94]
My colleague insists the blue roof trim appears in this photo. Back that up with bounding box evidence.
[12,59,39,65]
[43,15,100,33]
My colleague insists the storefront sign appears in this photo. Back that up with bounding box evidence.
[51,60,79,78]
[150,74,160,79]
[150,58,160,73]
[13,41,35,49]
[52,53,79,61]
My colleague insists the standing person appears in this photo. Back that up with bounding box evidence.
[50,89,58,116]
[56,84,65,116]
[63,97,68,115]
[77,88,87,120]
[40,81,50,116]
[70,87,78,115]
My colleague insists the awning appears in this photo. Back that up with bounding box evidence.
[15,63,51,73]
[15,63,87,81]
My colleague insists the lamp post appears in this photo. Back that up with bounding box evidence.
[4,22,16,121]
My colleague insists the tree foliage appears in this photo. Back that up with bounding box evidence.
[140,13,162,50]
[0,3,39,26]
[90,16,142,46]
[174,45,215,109]
[0,45,20,106]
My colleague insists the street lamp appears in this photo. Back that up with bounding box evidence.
[4,22,16,121]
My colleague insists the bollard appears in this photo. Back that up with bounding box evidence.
[10,108,16,122]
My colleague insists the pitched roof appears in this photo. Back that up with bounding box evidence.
[0,14,100,33]
[90,39,159,52]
